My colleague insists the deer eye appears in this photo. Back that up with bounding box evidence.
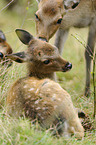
[35,14,39,21]
[0,52,4,59]
[43,60,50,64]
[57,18,62,24]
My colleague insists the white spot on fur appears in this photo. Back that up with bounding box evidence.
[16,95,18,98]
[51,94,56,101]
[57,98,61,101]
[28,88,34,91]
[36,107,41,110]
[39,93,42,97]
[32,82,36,85]
[70,126,75,133]
[24,85,28,88]
[42,107,46,110]
[25,101,29,104]
[35,100,39,104]
[41,116,44,120]
[53,94,56,98]
[35,88,39,93]
[45,107,48,110]
[38,113,41,116]
[27,95,31,98]
[54,105,57,109]
[47,88,51,91]
[43,101,47,104]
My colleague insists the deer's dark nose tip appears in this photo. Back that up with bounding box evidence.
[0,52,4,59]
[63,62,72,72]
[65,62,72,70]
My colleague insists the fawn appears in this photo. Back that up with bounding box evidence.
[35,0,96,96]
[0,30,13,67]
[6,29,84,138]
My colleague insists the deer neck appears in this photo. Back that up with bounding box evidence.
[27,63,56,81]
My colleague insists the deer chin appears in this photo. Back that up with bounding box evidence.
[62,68,71,72]
[64,0,80,10]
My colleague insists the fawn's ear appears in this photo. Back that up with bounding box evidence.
[0,30,6,41]
[15,29,34,45]
[5,52,28,63]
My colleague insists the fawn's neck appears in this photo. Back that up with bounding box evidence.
[27,64,57,81]
[28,71,56,81]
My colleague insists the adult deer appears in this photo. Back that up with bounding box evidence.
[6,29,84,138]
[35,0,96,96]
[0,30,13,67]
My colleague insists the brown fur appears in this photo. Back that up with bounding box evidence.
[6,29,84,139]
[0,31,13,66]
[35,0,96,96]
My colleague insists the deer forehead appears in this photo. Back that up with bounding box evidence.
[28,39,58,57]
[38,0,63,16]
[42,4,58,16]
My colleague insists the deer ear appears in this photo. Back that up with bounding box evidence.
[5,51,27,63]
[15,29,34,45]
[0,30,6,41]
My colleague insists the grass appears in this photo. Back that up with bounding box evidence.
[0,0,96,144]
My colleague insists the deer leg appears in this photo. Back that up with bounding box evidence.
[85,24,96,97]
[54,28,69,55]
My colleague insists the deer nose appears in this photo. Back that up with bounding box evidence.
[63,62,72,72]
[0,52,4,59]
[65,62,72,70]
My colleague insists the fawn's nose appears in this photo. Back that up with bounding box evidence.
[65,62,72,70]
[0,52,4,59]
[63,62,72,72]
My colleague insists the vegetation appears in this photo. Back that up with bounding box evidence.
[0,0,96,144]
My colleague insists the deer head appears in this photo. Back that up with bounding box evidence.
[35,0,80,41]
[6,29,72,79]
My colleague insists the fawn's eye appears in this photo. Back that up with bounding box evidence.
[35,14,39,20]
[43,60,50,64]
[0,52,4,59]
[57,18,62,24]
